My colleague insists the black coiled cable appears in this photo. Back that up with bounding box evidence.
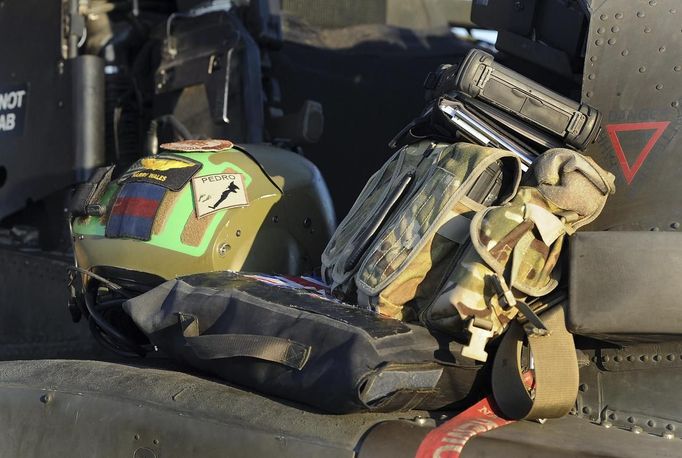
[68,266,148,357]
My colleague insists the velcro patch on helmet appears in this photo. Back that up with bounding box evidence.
[160,139,234,152]
[191,172,249,217]
[105,182,166,241]
[119,154,202,192]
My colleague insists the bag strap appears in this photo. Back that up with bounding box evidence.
[69,165,116,217]
[491,305,578,420]
[178,313,312,370]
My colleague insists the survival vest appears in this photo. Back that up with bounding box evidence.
[322,141,615,419]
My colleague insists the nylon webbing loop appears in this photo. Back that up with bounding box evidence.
[491,305,578,420]
[178,313,311,370]
[69,165,115,217]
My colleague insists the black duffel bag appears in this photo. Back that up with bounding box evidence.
[123,271,485,413]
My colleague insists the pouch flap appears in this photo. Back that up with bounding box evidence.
[356,143,519,296]
[469,188,563,297]
[322,141,447,288]
[531,148,615,231]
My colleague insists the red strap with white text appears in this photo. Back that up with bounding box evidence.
[414,396,513,458]
[415,372,534,458]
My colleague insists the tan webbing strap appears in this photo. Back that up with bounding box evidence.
[491,305,578,420]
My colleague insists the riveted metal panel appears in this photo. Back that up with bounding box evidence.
[576,344,682,440]
[581,0,682,231]
[0,360,432,457]
[0,382,350,458]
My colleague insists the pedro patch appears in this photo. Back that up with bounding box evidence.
[191,173,249,217]
[120,154,202,191]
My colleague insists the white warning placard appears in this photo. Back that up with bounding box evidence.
[191,173,249,218]
[0,83,28,137]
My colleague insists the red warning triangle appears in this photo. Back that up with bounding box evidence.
[606,121,670,184]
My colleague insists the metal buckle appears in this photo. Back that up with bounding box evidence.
[461,318,494,362]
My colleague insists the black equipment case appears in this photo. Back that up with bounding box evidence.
[395,49,603,171]
[454,50,601,150]
[568,231,682,343]
[124,272,484,413]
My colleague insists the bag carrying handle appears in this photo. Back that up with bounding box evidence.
[177,313,312,371]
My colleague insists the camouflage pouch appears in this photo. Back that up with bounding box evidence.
[321,140,453,295]
[423,148,616,361]
[353,143,522,320]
